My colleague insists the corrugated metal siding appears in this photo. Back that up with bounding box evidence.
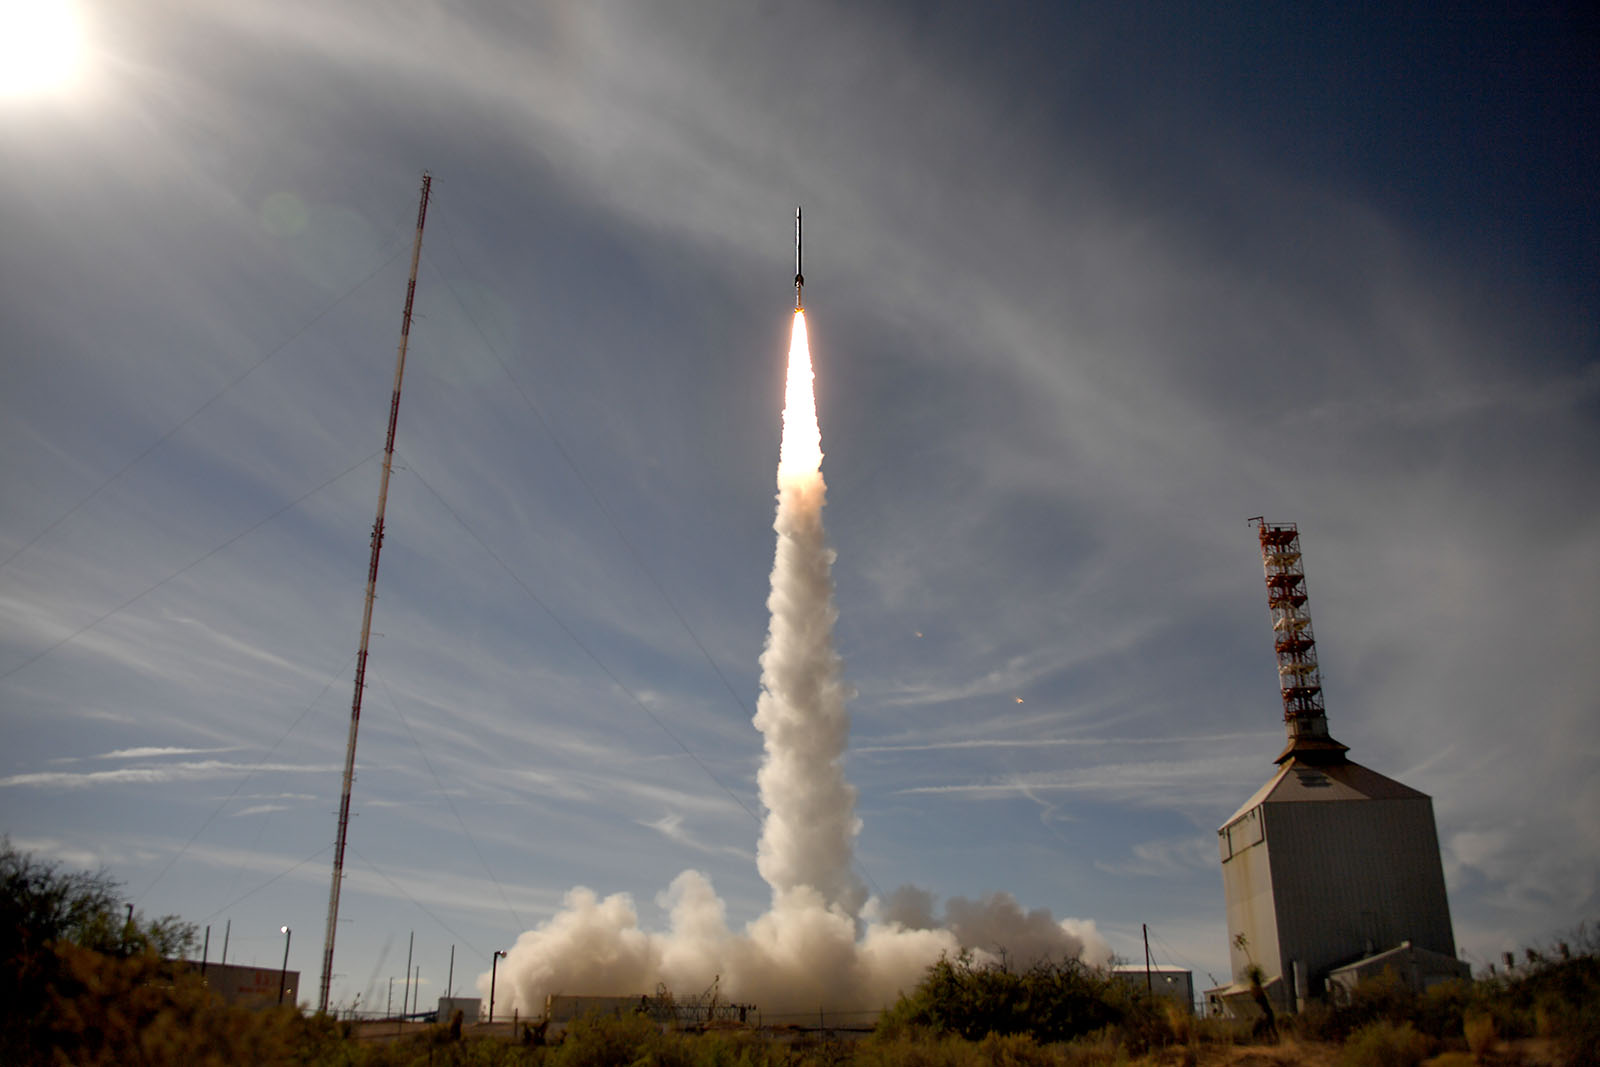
[1262,796,1456,990]
[1220,804,1280,986]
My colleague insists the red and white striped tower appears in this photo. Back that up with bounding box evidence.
[1251,520,1348,765]
[318,171,432,1014]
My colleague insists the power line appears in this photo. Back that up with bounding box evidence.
[425,203,756,726]
[0,232,414,574]
[396,454,762,830]
[347,843,484,958]
[0,451,381,684]
[138,656,355,906]
[198,844,332,925]
[374,677,525,931]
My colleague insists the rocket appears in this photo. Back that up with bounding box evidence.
[794,206,805,311]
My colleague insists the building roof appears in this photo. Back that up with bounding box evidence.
[1111,964,1191,975]
[1222,755,1430,828]
[1326,940,1469,979]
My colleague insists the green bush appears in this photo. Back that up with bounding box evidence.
[879,952,1164,1050]
[548,1012,683,1067]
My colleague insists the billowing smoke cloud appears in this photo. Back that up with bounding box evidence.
[873,887,1112,968]
[482,313,1102,1018]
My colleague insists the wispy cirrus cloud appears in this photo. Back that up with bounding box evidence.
[854,731,1272,756]
[93,745,241,760]
[897,755,1265,812]
[0,760,338,790]
[1095,836,1218,879]
[640,813,754,861]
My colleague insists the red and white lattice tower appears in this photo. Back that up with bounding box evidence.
[1252,520,1348,764]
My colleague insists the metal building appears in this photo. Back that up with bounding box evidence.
[1209,522,1468,1014]
[1111,965,1194,1014]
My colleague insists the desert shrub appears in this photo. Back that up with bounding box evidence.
[689,1029,802,1067]
[1338,1020,1430,1067]
[1288,997,1340,1042]
[860,1031,992,1067]
[1182,1012,1244,1049]
[1302,974,1476,1045]
[1053,1032,1124,1067]
[1461,1013,1495,1058]
[1158,1002,1192,1046]
[1411,980,1473,1041]
[547,1011,686,1067]
[32,942,340,1066]
[973,1032,1059,1067]
[880,952,1164,1050]
[1531,993,1600,1067]
[1478,925,1600,1061]
[1340,972,1418,1029]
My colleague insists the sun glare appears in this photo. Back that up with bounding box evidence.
[0,0,83,98]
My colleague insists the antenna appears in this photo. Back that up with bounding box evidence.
[319,171,433,1014]
[1250,519,1347,765]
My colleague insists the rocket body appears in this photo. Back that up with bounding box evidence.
[794,206,805,310]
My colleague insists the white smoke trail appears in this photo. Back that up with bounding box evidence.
[481,312,1104,1019]
[752,311,864,915]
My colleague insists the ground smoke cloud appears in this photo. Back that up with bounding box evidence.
[482,313,1103,1018]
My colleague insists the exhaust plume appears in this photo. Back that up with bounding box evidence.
[482,311,1103,1018]
[754,311,864,915]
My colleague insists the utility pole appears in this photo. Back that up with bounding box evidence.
[317,171,433,1015]
[490,950,506,1023]
[1143,923,1153,992]
[447,944,454,1000]
[279,926,293,1005]
[403,931,414,1017]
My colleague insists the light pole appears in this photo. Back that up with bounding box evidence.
[489,950,506,1023]
[278,926,292,1006]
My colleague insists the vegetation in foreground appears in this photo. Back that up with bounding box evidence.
[3,841,1596,1065]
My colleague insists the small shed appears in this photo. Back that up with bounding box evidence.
[436,996,482,1023]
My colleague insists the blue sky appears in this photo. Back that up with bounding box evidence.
[1,1,1596,1009]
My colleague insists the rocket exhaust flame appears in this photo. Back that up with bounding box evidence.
[478,247,1106,1020]
[755,308,863,914]
[777,313,822,484]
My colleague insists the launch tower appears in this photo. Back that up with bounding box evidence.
[1209,521,1467,1014]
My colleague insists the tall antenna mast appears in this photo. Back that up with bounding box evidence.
[1249,519,1347,765]
[318,171,433,1014]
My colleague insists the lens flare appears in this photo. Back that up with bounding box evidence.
[0,0,84,98]
[777,311,822,483]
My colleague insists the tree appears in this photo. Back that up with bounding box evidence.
[879,950,1160,1047]
[0,838,199,1064]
